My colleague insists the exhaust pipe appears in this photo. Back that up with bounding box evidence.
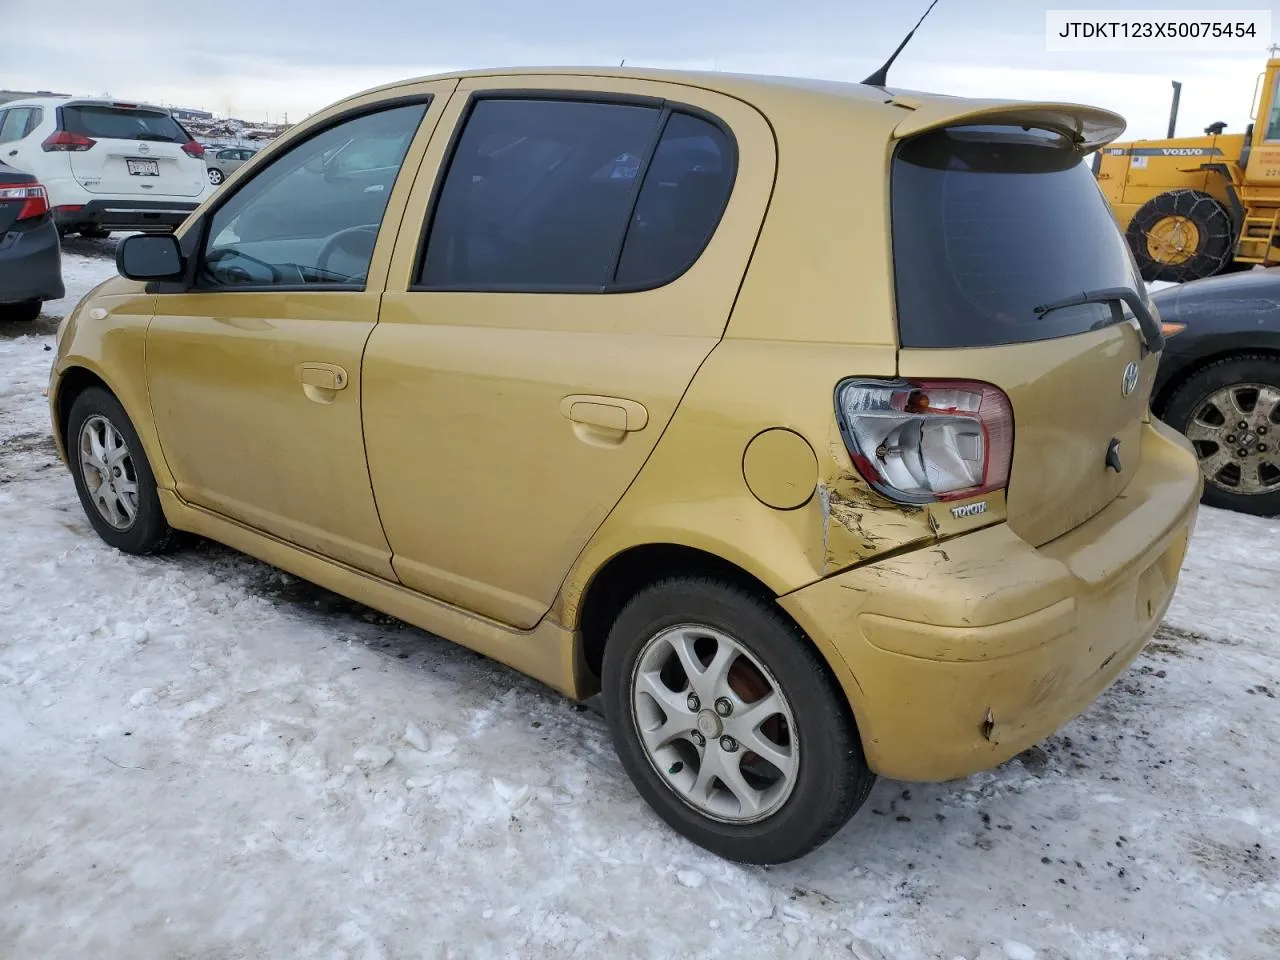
[1168,80,1182,138]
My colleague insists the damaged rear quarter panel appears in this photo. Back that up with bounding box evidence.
[556,339,945,630]
[817,469,930,574]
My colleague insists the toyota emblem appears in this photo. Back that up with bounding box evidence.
[1121,361,1140,397]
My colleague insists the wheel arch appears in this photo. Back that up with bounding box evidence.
[572,542,860,724]
[1153,346,1280,418]
[52,362,171,492]
[52,365,114,454]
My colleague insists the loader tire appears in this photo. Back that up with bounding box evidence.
[1126,189,1233,283]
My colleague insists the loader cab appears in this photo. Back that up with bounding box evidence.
[1242,58,1280,186]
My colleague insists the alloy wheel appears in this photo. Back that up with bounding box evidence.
[78,415,139,530]
[630,623,799,824]
[1183,382,1280,495]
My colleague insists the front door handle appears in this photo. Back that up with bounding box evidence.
[297,362,348,402]
[559,395,649,432]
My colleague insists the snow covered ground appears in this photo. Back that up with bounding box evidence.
[1,248,1278,960]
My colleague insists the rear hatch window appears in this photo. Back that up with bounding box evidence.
[61,105,189,144]
[892,124,1146,349]
[891,124,1159,547]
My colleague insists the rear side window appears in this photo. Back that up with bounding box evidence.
[419,97,736,291]
[0,108,36,143]
[614,112,735,286]
[892,125,1143,348]
[60,105,189,144]
[421,99,662,289]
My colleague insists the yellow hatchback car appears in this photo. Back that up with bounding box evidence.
[51,68,1202,864]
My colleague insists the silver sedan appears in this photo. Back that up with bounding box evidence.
[205,147,257,186]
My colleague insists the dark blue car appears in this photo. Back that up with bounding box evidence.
[1151,269,1280,516]
[0,161,63,323]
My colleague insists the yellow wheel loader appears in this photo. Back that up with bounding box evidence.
[1096,55,1280,282]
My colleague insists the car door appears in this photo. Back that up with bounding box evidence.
[145,81,458,578]
[363,77,776,627]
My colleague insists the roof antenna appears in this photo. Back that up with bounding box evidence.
[861,0,942,87]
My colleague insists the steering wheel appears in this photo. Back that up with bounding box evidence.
[205,247,281,285]
[316,224,380,281]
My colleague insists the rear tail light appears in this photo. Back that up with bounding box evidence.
[42,130,96,152]
[0,183,50,220]
[836,378,1014,504]
[182,140,205,159]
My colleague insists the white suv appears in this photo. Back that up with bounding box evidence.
[0,97,210,238]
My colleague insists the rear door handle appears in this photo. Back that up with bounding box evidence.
[559,395,648,432]
[297,362,348,401]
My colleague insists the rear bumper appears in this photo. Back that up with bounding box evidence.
[53,198,199,233]
[779,419,1202,782]
[0,218,64,304]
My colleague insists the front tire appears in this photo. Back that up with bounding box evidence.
[0,300,42,323]
[1126,189,1233,283]
[602,577,874,864]
[67,387,176,553]
[79,227,111,240]
[1164,355,1280,516]
[208,168,224,185]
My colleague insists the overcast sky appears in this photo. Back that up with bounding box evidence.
[1,0,1274,140]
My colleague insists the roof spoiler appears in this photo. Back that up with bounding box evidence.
[888,97,1127,153]
[61,98,171,113]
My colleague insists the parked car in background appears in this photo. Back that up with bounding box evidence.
[0,97,207,238]
[51,67,1201,864]
[205,146,257,185]
[0,161,62,322]
[1151,269,1280,515]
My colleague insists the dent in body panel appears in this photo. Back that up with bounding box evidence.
[816,469,930,575]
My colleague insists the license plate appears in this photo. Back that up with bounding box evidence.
[126,159,160,176]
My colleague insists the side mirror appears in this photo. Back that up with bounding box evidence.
[117,233,185,281]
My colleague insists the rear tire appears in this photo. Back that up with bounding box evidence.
[1126,189,1233,283]
[601,576,874,864]
[66,387,177,554]
[1163,355,1280,516]
[79,227,111,240]
[208,168,224,185]
[0,300,42,323]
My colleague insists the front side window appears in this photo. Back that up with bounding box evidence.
[199,101,427,288]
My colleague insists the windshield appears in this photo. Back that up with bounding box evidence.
[891,124,1145,349]
[61,104,189,143]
